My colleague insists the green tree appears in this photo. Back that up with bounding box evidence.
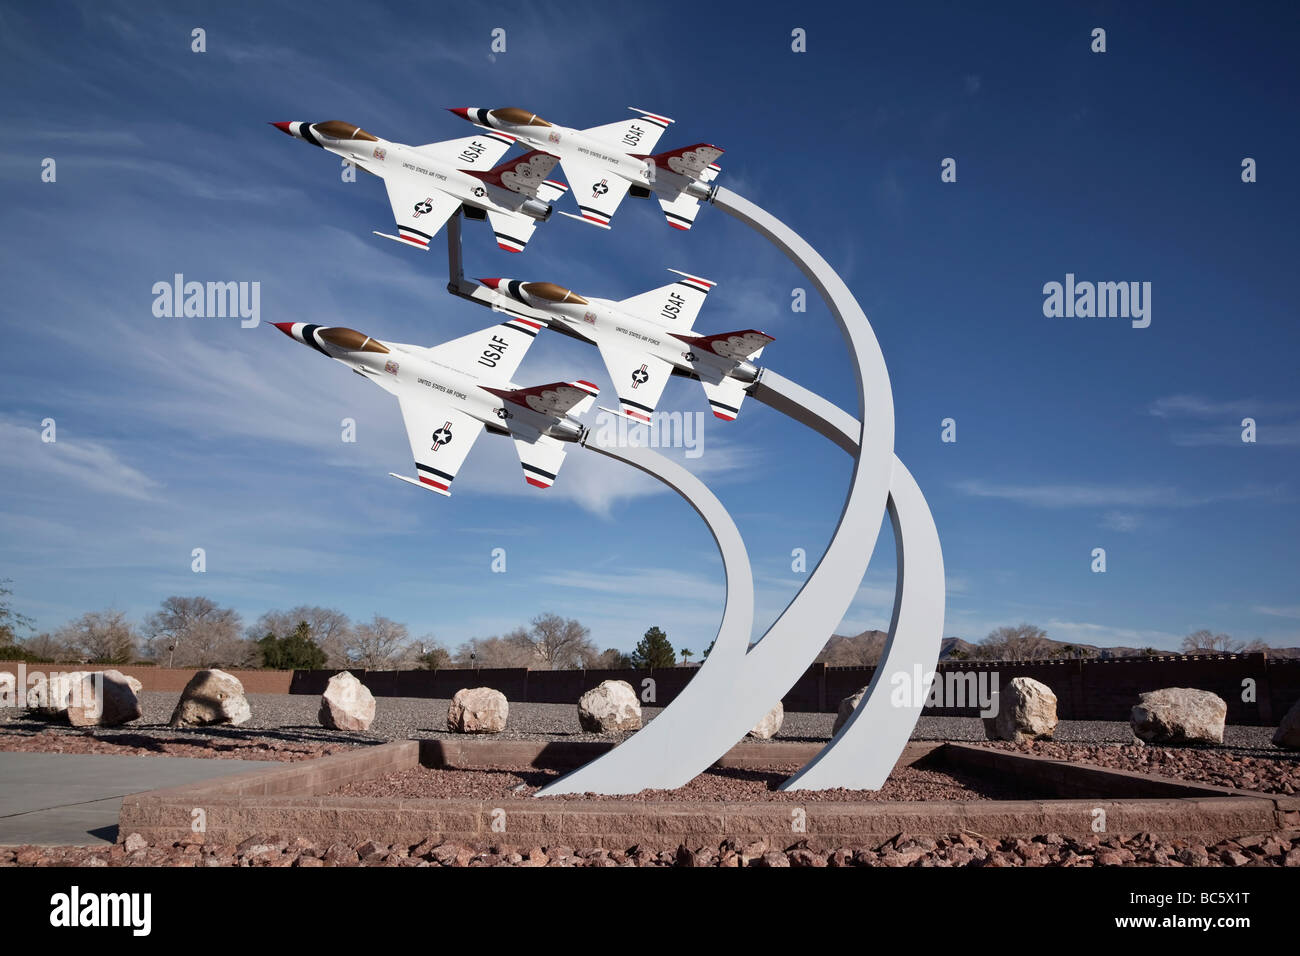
[680,647,694,664]
[632,626,675,669]
[257,621,327,670]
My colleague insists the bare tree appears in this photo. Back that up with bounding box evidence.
[519,613,595,670]
[251,606,353,666]
[56,609,136,664]
[454,631,537,668]
[1181,630,1243,654]
[145,596,248,668]
[977,624,1054,661]
[345,615,412,669]
[20,632,73,662]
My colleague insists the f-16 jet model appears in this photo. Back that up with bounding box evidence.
[272,317,598,495]
[478,272,772,423]
[270,120,569,253]
[447,107,722,231]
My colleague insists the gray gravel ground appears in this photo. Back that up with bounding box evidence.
[0,692,1284,753]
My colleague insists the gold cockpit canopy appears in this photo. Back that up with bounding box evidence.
[489,108,552,127]
[310,121,379,142]
[318,327,389,353]
[522,282,587,305]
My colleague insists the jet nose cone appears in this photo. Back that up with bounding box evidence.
[269,121,294,135]
[477,277,503,290]
[446,108,471,120]
[272,322,296,336]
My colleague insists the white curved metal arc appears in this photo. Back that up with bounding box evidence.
[537,188,896,795]
[746,371,946,789]
[537,438,754,795]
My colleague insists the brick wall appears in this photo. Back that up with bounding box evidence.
[290,654,1300,726]
[0,662,292,694]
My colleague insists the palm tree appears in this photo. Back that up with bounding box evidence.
[681,648,694,665]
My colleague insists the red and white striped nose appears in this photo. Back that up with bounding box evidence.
[478,278,523,302]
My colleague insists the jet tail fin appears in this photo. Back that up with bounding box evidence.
[388,472,452,497]
[699,378,751,422]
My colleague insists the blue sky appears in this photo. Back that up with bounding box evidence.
[2,0,1298,655]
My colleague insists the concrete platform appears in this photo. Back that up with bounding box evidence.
[0,752,281,846]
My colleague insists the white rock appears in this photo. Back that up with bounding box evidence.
[169,669,252,728]
[1272,698,1300,750]
[982,676,1058,742]
[1131,687,1226,745]
[831,687,867,735]
[68,670,143,727]
[747,701,784,739]
[27,670,92,717]
[318,671,376,732]
[577,680,642,733]
[447,687,508,733]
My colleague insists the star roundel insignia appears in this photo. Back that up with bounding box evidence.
[631,367,650,386]
[592,181,609,195]
[431,425,453,448]
[683,351,698,362]
[494,407,511,420]
[414,199,434,215]
[472,186,486,198]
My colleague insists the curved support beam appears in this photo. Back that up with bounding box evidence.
[746,371,946,788]
[537,188,896,795]
[537,438,753,795]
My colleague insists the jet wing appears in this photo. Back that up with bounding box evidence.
[410,131,516,171]
[416,315,544,385]
[560,156,632,228]
[391,392,485,497]
[614,270,715,332]
[375,178,461,250]
[596,344,673,423]
[581,108,672,155]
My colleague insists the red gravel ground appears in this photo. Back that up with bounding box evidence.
[4,830,1298,867]
[330,762,1030,801]
[0,728,354,762]
[978,740,1299,794]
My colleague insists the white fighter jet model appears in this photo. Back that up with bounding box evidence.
[477,272,773,423]
[270,119,569,253]
[447,107,722,231]
[272,317,599,495]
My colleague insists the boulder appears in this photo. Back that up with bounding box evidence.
[747,701,784,739]
[577,680,641,733]
[982,677,1058,742]
[26,670,92,717]
[318,671,376,732]
[447,687,508,734]
[169,669,252,728]
[1130,687,1226,745]
[123,674,144,696]
[1272,698,1300,750]
[831,687,867,735]
[68,670,143,727]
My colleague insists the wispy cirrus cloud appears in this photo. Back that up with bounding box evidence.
[954,479,1284,509]
[1148,394,1300,446]
[0,419,161,501]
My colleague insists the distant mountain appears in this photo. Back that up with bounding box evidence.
[819,631,1300,665]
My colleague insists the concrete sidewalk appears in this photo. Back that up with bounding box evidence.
[0,752,280,846]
